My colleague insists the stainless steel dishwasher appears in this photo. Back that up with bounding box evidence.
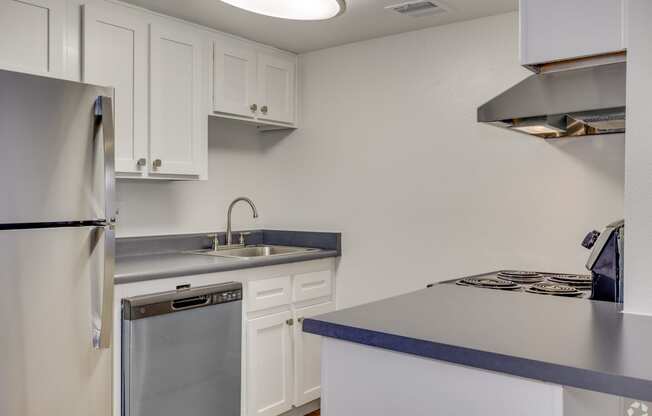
[122,282,242,416]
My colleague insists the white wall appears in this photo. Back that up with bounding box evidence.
[624,0,652,316]
[117,12,625,309]
[115,118,278,237]
[262,12,625,308]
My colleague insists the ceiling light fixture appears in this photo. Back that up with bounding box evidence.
[220,0,346,21]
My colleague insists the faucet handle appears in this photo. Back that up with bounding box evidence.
[209,233,220,250]
[239,232,251,245]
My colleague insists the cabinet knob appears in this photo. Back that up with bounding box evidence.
[250,104,258,112]
[297,317,304,324]
[136,158,146,169]
[286,318,294,326]
[152,159,162,169]
[261,105,268,114]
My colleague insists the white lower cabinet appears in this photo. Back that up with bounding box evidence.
[112,258,335,416]
[247,311,294,416]
[246,301,333,416]
[245,264,335,416]
[245,300,334,416]
[293,302,335,407]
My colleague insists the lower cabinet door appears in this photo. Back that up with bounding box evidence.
[293,302,335,407]
[247,310,293,416]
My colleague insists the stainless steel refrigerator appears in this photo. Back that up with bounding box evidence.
[0,69,116,416]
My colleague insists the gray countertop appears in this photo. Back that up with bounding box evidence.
[303,284,652,401]
[115,249,339,284]
[115,229,341,284]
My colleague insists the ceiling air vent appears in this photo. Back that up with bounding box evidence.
[385,1,448,17]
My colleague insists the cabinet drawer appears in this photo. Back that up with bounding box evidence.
[247,276,291,312]
[293,270,332,303]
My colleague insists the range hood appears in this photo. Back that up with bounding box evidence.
[477,62,626,139]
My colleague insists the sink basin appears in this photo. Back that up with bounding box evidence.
[191,245,319,259]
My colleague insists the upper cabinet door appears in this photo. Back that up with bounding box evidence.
[520,0,626,67]
[0,0,66,78]
[257,53,296,124]
[213,36,257,118]
[149,22,204,177]
[83,4,149,176]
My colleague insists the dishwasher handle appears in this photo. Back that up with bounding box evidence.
[171,295,211,311]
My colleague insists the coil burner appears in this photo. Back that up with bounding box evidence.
[497,270,545,284]
[542,273,592,290]
[525,282,584,297]
[456,278,521,291]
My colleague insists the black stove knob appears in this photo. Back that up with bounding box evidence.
[581,230,601,249]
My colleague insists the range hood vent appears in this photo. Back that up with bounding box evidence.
[477,62,626,139]
[386,1,447,17]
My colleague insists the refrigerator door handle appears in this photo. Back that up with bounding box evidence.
[93,223,115,349]
[93,95,116,350]
[94,95,117,224]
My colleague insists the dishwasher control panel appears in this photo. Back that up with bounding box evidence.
[214,289,242,304]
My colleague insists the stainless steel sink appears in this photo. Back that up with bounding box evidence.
[191,245,319,260]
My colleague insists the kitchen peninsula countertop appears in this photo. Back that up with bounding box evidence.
[303,283,652,401]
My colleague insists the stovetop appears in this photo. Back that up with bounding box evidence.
[433,270,592,299]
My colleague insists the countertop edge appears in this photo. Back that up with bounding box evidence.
[115,250,339,284]
[303,318,652,401]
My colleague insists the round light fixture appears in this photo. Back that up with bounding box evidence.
[220,0,346,21]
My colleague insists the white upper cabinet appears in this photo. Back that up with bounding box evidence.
[83,3,149,177]
[2,0,298,178]
[257,53,296,125]
[149,22,204,177]
[84,3,207,180]
[520,0,627,67]
[213,36,258,119]
[0,0,66,78]
[213,35,298,128]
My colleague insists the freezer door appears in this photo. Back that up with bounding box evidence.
[0,227,112,416]
[0,69,115,224]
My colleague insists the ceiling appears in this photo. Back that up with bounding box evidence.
[120,0,518,53]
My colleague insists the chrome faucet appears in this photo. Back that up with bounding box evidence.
[226,197,259,246]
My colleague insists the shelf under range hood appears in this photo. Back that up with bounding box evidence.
[477,62,626,139]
